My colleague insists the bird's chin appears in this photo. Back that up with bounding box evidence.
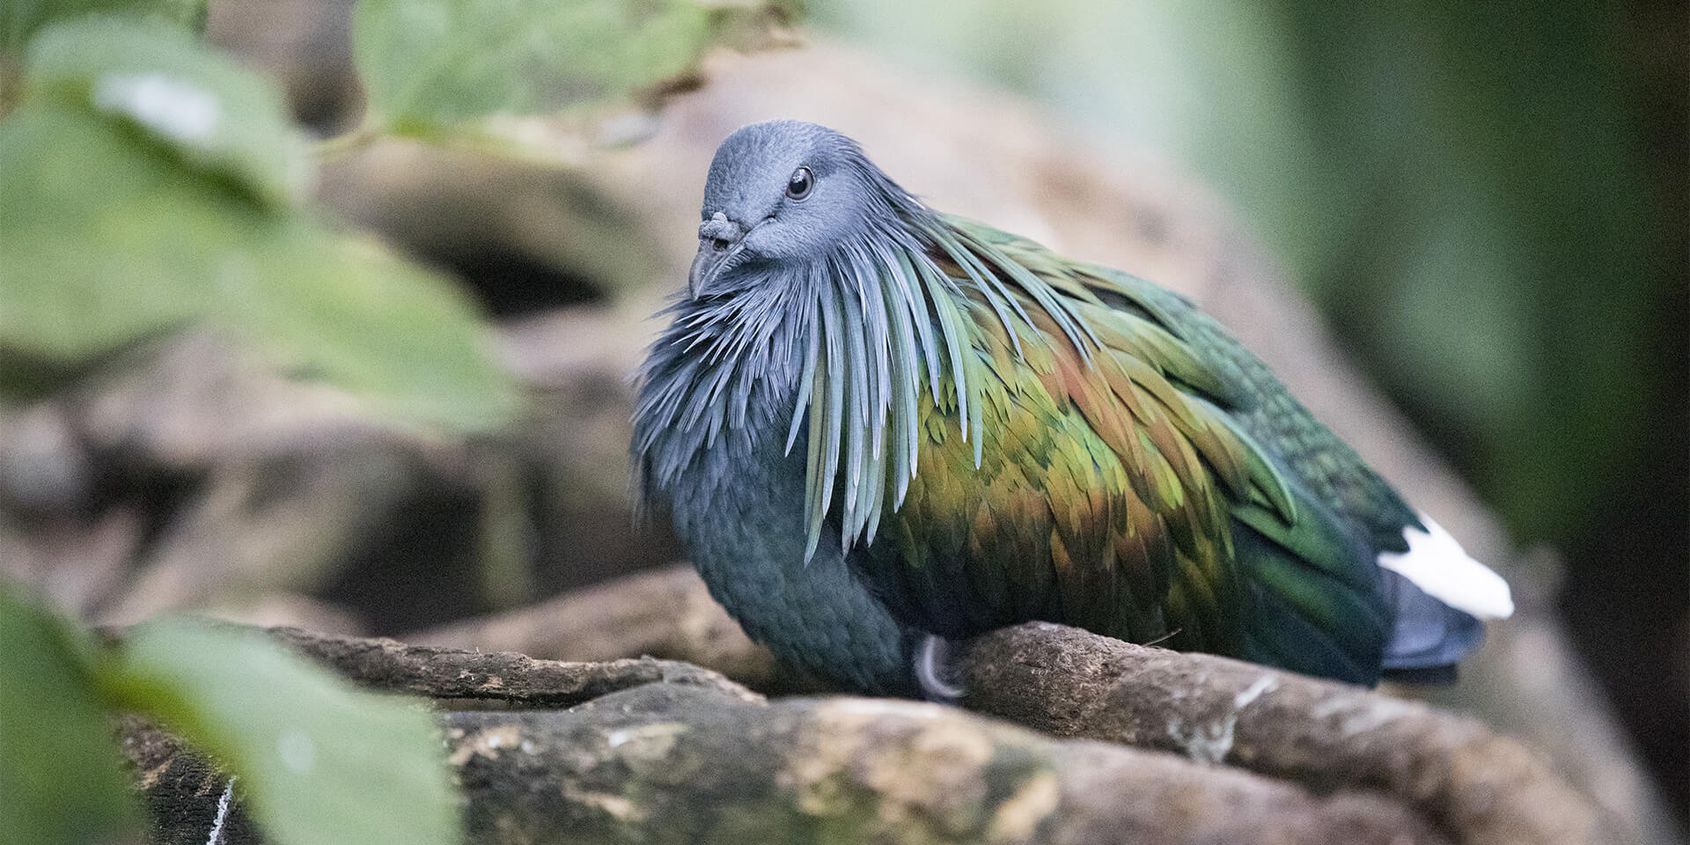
[694,249,790,302]
[692,243,765,299]
[688,252,727,301]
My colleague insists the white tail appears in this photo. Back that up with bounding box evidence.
[1377,514,1514,620]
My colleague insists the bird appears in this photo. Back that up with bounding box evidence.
[633,119,1513,699]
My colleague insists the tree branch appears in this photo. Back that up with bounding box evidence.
[409,571,1608,845]
[260,625,759,707]
[960,622,1605,845]
[121,631,1451,845]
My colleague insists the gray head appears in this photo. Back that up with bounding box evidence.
[687,120,925,298]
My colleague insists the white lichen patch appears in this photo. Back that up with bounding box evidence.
[559,781,645,823]
[604,722,686,758]
[604,721,696,783]
[1233,674,1280,710]
[447,724,526,766]
[1167,674,1280,765]
[92,73,221,149]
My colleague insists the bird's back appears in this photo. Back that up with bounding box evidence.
[850,216,1500,685]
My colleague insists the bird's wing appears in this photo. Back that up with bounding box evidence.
[851,215,1391,674]
[1067,256,1424,555]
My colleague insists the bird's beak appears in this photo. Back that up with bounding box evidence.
[688,212,747,299]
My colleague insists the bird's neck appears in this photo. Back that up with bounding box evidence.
[633,208,948,533]
[631,268,921,697]
[633,276,812,523]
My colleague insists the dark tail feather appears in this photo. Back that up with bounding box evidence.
[1380,568,1483,684]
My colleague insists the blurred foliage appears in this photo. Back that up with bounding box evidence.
[813,0,1666,547]
[0,586,459,845]
[354,0,790,134]
[0,0,204,52]
[0,13,517,431]
[0,3,796,841]
[0,0,789,432]
[109,620,460,845]
[28,15,311,204]
[0,590,138,844]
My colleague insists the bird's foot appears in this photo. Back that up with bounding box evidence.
[915,634,966,704]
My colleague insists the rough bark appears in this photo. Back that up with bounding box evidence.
[412,576,1610,845]
[258,626,759,708]
[121,629,1452,845]
[960,623,1604,845]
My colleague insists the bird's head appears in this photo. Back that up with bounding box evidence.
[688,120,921,299]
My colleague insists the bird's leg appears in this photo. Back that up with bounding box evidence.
[915,634,966,704]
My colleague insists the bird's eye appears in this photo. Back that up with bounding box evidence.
[786,166,813,200]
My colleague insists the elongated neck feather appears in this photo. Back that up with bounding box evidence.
[633,214,933,523]
[634,266,813,515]
[636,177,1096,557]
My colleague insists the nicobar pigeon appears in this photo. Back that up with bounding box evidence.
[634,120,1514,699]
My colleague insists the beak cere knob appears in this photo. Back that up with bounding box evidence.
[699,212,744,246]
[689,212,747,298]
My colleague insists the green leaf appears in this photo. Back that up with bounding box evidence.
[233,231,525,433]
[0,587,139,845]
[353,0,786,131]
[1,0,206,54]
[24,15,309,206]
[0,103,519,432]
[106,620,460,845]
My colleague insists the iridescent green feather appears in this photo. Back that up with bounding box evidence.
[796,212,1395,669]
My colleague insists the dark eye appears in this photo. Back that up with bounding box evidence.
[786,166,813,200]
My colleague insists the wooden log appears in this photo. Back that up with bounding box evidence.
[121,629,1450,845]
[961,622,1604,845]
[412,580,1609,845]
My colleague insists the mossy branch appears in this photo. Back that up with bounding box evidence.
[411,567,1608,845]
[122,630,1451,845]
